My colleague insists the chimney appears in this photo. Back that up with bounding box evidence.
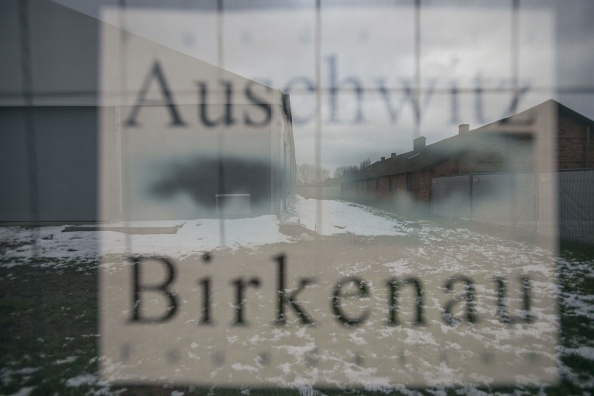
[413,136,426,152]
[458,124,470,134]
[391,153,396,158]
[381,156,385,161]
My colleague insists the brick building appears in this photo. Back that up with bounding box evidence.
[339,100,594,206]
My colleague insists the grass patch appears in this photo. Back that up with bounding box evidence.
[0,260,99,395]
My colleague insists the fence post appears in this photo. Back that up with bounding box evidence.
[469,174,474,221]
[533,172,539,233]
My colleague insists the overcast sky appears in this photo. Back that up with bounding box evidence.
[57,0,594,173]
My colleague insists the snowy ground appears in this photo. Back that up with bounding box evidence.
[1,196,421,261]
[0,195,488,260]
[1,196,593,395]
[0,214,289,261]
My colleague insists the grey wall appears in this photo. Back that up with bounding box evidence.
[558,170,594,245]
[0,0,99,104]
[0,0,99,222]
[0,107,98,221]
[432,170,594,245]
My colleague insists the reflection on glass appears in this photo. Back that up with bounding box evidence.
[0,0,593,394]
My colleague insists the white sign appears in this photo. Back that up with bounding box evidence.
[99,3,559,389]
[101,247,558,387]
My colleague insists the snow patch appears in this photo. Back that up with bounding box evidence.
[296,196,409,236]
[65,373,102,387]
[8,387,34,396]
[54,356,77,365]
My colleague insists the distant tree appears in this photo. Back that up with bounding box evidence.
[333,165,359,178]
[333,158,371,178]
[333,167,346,178]
[297,164,330,185]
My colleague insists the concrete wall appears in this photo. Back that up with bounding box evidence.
[558,115,594,169]
[0,107,99,221]
[0,0,100,222]
[0,0,296,222]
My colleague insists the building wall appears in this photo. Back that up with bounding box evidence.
[338,110,593,211]
[0,0,99,106]
[410,170,433,203]
[434,158,459,178]
[378,176,390,199]
[558,115,594,169]
[0,106,99,222]
[0,0,99,222]
[391,174,407,191]
[458,135,535,174]
[459,145,506,174]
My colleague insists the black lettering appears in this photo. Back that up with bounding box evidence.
[386,277,425,326]
[282,76,316,124]
[495,277,513,324]
[505,84,530,117]
[519,276,533,323]
[500,83,533,124]
[474,73,485,124]
[443,276,477,325]
[129,255,178,323]
[450,80,460,124]
[332,276,370,327]
[377,77,437,124]
[327,54,364,123]
[244,82,272,126]
[198,277,213,325]
[231,277,261,326]
[495,276,534,324]
[274,254,316,326]
[125,61,186,127]
[197,80,236,127]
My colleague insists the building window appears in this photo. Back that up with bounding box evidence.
[406,173,413,191]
